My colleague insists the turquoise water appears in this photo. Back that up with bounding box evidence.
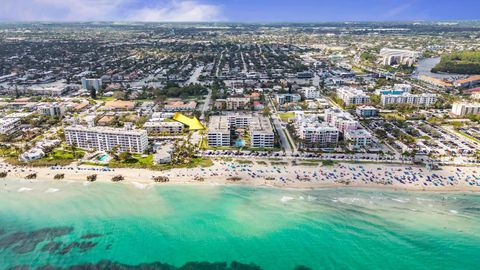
[0,179,479,270]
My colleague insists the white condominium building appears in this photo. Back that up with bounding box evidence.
[393,84,412,93]
[451,102,480,116]
[0,118,20,134]
[300,86,321,99]
[38,102,67,116]
[226,97,250,110]
[380,93,437,107]
[143,121,184,134]
[295,113,339,149]
[276,93,301,105]
[344,129,373,149]
[299,123,339,149]
[207,116,231,147]
[81,78,102,91]
[336,87,370,106]
[64,126,148,153]
[379,48,420,67]
[324,108,359,133]
[207,114,274,148]
[249,116,275,148]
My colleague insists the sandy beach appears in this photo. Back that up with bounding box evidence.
[1,159,479,192]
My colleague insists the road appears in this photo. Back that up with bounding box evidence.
[267,96,296,154]
[200,88,212,120]
[185,65,204,85]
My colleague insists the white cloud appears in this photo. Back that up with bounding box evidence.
[128,1,222,22]
[0,0,223,21]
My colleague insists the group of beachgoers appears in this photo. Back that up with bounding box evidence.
[1,160,479,190]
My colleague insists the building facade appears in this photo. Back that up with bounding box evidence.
[451,102,480,116]
[64,126,148,153]
[336,87,370,106]
[380,93,437,107]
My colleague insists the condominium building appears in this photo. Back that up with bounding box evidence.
[300,86,321,99]
[81,78,102,91]
[276,93,301,105]
[226,97,250,110]
[207,116,231,147]
[379,48,420,67]
[451,102,480,116]
[163,101,197,112]
[0,118,20,135]
[324,108,359,133]
[344,129,373,149]
[249,116,275,148]
[356,105,379,117]
[393,84,412,93]
[380,93,437,107]
[207,114,274,148]
[143,121,184,134]
[294,113,339,149]
[64,125,148,153]
[336,87,370,106]
[38,102,66,116]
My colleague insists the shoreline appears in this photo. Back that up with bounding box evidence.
[1,160,479,193]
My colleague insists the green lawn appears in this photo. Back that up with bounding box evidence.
[278,112,295,122]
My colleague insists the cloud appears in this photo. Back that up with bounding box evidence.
[128,1,222,22]
[0,0,223,21]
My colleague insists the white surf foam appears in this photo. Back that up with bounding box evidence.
[280,196,294,203]
[132,182,152,190]
[391,198,409,203]
[18,187,32,192]
[45,188,59,193]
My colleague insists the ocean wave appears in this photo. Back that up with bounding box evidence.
[131,182,153,190]
[336,197,365,205]
[18,187,33,192]
[391,198,409,203]
[449,210,459,214]
[280,196,294,203]
[45,188,59,193]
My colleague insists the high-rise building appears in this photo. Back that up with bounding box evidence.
[380,93,437,107]
[451,102,480,116]
[207,114,274,148]
[64,125,148,153]
[336,87,370,106]
[81,78,102,91]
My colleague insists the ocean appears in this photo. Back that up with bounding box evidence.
[0,179,479,270]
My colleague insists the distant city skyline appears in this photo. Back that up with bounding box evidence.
[0,0,479,22]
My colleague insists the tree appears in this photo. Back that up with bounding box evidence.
[109,145,120,161]
[262,107,271,117]
[70,143,78,159]
[119,152,132,162]
[90,88,97,99]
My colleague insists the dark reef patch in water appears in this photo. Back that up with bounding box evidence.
[7,260,313,270]
[0,227,99,256]
[40,242,62,254]
[0,227,73,254]
[80,233,103,240]
[57,241,97,255]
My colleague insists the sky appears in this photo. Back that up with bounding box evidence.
[0,0,478,22]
